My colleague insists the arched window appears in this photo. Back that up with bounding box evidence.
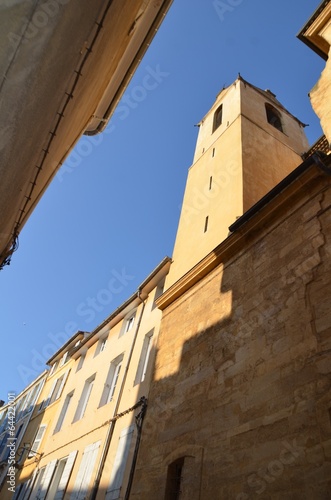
[165,457,184,500]
[212,104,223,133]
[265,103,283,132]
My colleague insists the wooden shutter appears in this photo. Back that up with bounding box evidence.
[106,426,135,500]
[53,451,77,500]
[54,370,70,401]
[36,460,57,500]
[70,441,100,500]
[29,425,47,458]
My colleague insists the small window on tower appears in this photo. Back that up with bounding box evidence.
[212,104,223,133]
[204,216,209,233]
[265,103,283,132]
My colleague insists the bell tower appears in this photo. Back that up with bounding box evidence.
[166,76,310,288]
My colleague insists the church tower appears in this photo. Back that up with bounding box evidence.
[166,76,310,287]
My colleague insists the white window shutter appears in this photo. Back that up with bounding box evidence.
[21,468,38,500]
[70,441,101,500]
[106,426,135,500]
[44,379,57,408]
[37,460,57,500]
[29,425,47,458]
[55,369,70,401]
[54,451,77,500]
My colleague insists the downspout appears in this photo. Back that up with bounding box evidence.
[90,289,146,500]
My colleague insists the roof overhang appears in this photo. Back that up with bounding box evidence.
[297,0,331,59]
[0,0,173,270]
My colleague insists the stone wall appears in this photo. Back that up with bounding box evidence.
[131,172,331,499]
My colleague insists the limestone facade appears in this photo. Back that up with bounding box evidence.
[131,157,331,499]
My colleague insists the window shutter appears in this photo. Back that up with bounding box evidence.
[37,459,57,500]
[55,369,70,401]
[44,379,57,408]
[70,441,100,500]
[106,426,135,500]
[20,468,38,500]
[29,425,47,458]
[54,451,77,500]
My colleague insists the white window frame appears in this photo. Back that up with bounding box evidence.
[134,330,154,385]
[99,355,124,407]
[54,391,74,434]
[42,370,69,409]
[28,425,47,458]
[59,352,69,368]
[76,355,85,372]
[70,441,100,500]
[94,335,108,357]
[73,375,95,422]
[46,450,77,500]
[119,311,136,337]
[49,361,58,377]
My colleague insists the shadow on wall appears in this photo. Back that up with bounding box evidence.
[129,179,331,499]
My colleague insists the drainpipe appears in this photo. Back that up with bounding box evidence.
[90,289,146,500]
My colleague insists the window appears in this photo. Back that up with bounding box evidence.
[46,451,77,500]
[125,315,135,333]
[134,330,154,385]
[212,104,223,132]
[94,335,108,357]
[204,216,209,233]
[54,391,74,434]
[119,312,136,337]
[59,352,69,368]
[152,279,165,309]
[106,426,135,500]
[165,457,184,500]
[265,103,283,132]
[30,466,46,499]
[212,147,215,157]
[71,441,101,500]
[76,355,85,372]
[73,375,95,422]
[99,355,124,407]
[48,371,69,406]
[28,425,47,458]
[49,361,58,377]
[209,176,212,190]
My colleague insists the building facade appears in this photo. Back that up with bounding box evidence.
[0,372,47,495]
[3,258,170,500]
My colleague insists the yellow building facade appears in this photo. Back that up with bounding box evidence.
[5,258,170,499]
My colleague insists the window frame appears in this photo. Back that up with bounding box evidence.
[99,354,124,407]
[54,391,74,434]
[73,374,96,422]
[28,424,47,458]
[134,330,154,385]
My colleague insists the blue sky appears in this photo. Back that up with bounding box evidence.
[0,0,325,397]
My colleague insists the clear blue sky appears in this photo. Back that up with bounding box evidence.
[0,0,324,397]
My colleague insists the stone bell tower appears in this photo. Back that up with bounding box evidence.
[166,76,309,288]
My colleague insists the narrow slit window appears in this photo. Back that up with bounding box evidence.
[209,176,212,190]
[212,148,215,157]
[204,216,209,233]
